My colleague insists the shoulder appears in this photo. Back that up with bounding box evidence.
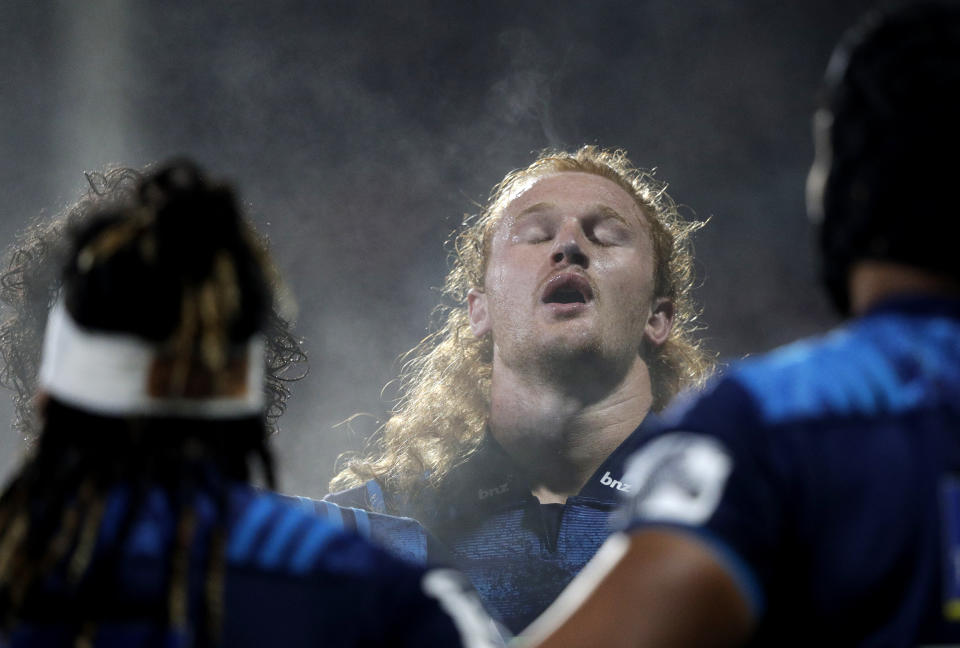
[656,370,762,442]
[226,486,386,578]
[651,325,902,451]
[728,319,930,425]
[325,479,388,513]
[299,491,433,565]
[325,477,436,527]
[225,488,503,646]
[660,307,960,442]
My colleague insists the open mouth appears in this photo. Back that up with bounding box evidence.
[542,274,594,305]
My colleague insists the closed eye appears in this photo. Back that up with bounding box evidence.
[589,220,631,246]
[511,215,555,244]
[517,227,551,243]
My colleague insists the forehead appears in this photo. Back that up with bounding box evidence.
[498,171,647,226]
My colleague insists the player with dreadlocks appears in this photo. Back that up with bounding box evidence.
[0,160,502,647]
[0,165,303,446]
[0,165,454,569]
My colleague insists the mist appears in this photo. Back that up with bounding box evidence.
[0,0,877,496]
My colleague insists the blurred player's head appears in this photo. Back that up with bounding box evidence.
[331,146,710,497]
[807,1,960,314]
[0,160,287,639]
[0,167,305,444]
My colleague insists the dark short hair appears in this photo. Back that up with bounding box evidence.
[816,1,960,313]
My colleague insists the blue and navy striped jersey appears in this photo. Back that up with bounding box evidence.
[280,494,433,566]
[2,482,503,647]
[327,416,660,634]
[620,296,960,646]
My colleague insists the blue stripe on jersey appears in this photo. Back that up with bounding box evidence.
[290,496,346,530]
[829,341,877,412]
[128,490,170,557]
[228,495,275,562]
[98,490,130,547]
[292,495,315,512]
[320,501,344,529]
[257,506,310,569]
[289,519,339,575]
[853,340,899,411]
[353,507,371,539]
[734,313,960,424]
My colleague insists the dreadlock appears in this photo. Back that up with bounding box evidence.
[0,166,306,446]
[0,160,281,645]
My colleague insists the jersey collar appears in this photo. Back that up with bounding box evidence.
[861,294,960,321]
[575,412,662,503]
[430,413,662,516]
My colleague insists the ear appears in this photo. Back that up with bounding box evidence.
[644,298,674,347]
[467,287,492,337]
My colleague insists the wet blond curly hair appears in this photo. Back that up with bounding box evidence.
[330,146,713,500]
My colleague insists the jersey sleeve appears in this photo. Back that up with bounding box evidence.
[224,488,504,646]
[617,376,791,617]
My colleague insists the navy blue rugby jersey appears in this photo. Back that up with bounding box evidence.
[327,415,660,634]
[2,482,503,648]
[619,296,960,646]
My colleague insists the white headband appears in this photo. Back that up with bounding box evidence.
[38,299,265,418]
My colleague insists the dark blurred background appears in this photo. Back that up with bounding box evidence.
[0,0,880,496]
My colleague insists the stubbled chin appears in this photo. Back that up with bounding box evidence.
[539,329,606,360]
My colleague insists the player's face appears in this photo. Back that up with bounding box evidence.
[468,172,670,374]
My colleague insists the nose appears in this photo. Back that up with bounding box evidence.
[551,238,589,268]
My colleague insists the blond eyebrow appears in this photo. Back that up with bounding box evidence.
[514,202,629,224]
[514,202,556,220]
[588,204,629,225]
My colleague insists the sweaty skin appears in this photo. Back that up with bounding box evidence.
[467,172,673,502]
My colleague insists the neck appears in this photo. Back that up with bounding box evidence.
[849,261,960,315]
[488,352,653,504]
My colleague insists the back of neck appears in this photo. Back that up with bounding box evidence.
[849,261,960,315]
